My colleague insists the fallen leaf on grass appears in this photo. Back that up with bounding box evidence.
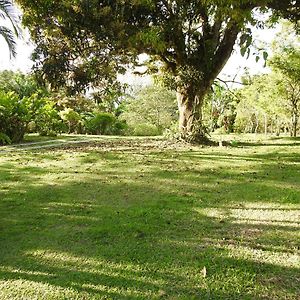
[201,266,207,278]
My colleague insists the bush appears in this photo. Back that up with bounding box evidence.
[131,123,161,136]
[59,108,82,133]
[85,112,115,135]
[0,91,30,143]
[31,97,64,136]
[0,132,11,145]
[84,112,128,135]
[111,119,128,135]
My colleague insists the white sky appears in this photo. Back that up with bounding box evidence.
[0,34,34,72]
[0,23,279,86]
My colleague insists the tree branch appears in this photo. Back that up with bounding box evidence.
[216,77,248,86]
[209,21,240,82]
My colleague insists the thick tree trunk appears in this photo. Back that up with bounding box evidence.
[176,86,209,143]
[177,92,194,135]
[172,23,240,144]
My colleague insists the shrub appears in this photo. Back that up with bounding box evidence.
[85,112,115,135]
[111,119,128,135]
[131,123,161,136]
[59,108,82,133]
[31,97,64,136]
[0,91,30,143]
[84,112,128,135]
[0,132,11,145]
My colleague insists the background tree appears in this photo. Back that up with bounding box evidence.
[0,0,21,57]
[0,91,29,143]
[234,72,296,136]
[121,85,177,136]
[235,75,271,134]
[269,24,300,137]
[204,84,239,134]
[16,0,298,142]
[0,70,46,97]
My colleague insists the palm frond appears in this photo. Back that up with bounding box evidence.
[0,25,17,58]
[0,0,21,37]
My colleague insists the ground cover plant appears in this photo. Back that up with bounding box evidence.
[0,135,299,299]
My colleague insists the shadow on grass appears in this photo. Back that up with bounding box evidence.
[0,144,299,299]
[234,142,300,148]
[226,136,300,148]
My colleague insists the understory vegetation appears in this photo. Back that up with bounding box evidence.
[0,135,299,299]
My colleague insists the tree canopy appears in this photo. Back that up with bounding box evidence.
[269,24,300,137]
[16,0,299,142]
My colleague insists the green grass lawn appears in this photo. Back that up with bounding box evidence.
[0,135,299,299]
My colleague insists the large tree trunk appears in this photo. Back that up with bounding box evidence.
[176,86,209,143]
[172,23,240,143]
[169,21,240,144]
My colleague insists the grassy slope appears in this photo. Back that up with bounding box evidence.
[0,135,299,299]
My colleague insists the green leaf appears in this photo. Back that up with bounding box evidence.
[240,47,247,57]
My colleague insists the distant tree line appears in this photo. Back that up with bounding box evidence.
[207,23,299,137]
[0,71,178,144]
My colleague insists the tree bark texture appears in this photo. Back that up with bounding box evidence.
[176,85,209,143]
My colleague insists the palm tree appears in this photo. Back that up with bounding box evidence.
[0,0,21,58]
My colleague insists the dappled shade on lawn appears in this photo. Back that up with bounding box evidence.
[0,136,299,299]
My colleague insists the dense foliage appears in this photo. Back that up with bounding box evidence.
[233,24,300,137]
[207,69,299,137]
[0,71,181,144]
[269,25,300,137]
[0,71,130,144]
[0,71,47,143]
[0,91,28,143]
[15,0,299,142]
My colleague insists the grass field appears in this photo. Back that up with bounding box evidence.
[0,134,299,299]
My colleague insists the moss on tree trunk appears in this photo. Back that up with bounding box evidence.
[176,86,211,144]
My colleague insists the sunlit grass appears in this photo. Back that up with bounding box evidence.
[0,134,299,299]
